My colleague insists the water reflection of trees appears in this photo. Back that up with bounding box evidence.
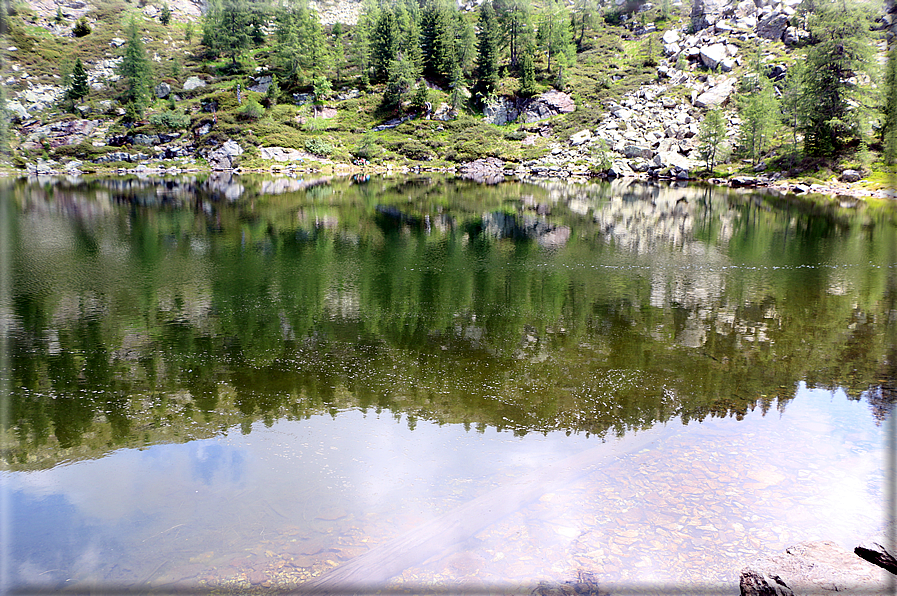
[3,177,895,469]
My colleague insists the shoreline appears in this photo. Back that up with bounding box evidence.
[4,161,895,205]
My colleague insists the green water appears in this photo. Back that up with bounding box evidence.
[1,175,894,593]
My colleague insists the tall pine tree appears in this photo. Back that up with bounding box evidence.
[473,0,500,101]
[118,19,153,118]
[371,9,399,83]
[797,0,875,155]
[882,44,897,164]
[67,58,90,104]
[202,0,268,67]
[536,0,575,74]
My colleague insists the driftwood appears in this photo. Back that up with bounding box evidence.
[855,542,897,576]
[301,430,663,594]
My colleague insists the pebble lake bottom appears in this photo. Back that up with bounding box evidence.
[4,384,886,594]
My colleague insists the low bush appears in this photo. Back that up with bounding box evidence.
[149,110,191,130]
[304,137,334,156]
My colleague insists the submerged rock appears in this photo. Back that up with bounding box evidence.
[740,540,891,596]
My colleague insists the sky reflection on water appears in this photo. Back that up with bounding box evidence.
[3,383,886,594]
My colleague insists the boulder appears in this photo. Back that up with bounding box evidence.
[5,100,29,121]
[207,140,243,171]
[607,161,633,177]
[757,12,790,40]
[260,146,311,162]
[840,169,862,182]
[519,90,576,123]
[183,76,206,91]
[483,96,519,125]
[431,102,457,121]
[691,0,727,31]
[699,43,728,69]
[249,75,273,94]
[783,26,809,46]
[694,77,736,108]
[730,175,759,187]
[154,82,171,99]
[569,129,592,146]
[623,144,653,159]
[662,29,680,44]
[740,541,891,596]
[734,0,756,18]
[460,157,505,184]
[664,42,681,56]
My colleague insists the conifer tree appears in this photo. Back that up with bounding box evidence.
[421,1,457,86]
[67,58,90,104]
[698,108,727,173]
[572,0,599,48]
[780,61,807,168]
[473,0,500,101]
[274,1,331,84]
[519,49,537,96]
[118,19,153,118]
[371,9,399,83]
[452,10,475,75]
[536,0,575,73]
[382,53,417,113]
[494,0,532,68]
[736,49,779,165]
[737,79,778,165]
[797,0,875,155]
[202,0,268,67]
[882,44,897,164]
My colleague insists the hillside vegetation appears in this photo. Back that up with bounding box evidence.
[0,0,895,190]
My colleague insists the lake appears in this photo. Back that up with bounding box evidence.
[1,174,894,595]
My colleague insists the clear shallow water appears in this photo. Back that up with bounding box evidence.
[2,385,886,594]
[1,175,894,593]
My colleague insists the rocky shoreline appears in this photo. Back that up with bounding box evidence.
[10,154,896,205]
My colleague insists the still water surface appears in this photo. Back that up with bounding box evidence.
[1,175,894,594]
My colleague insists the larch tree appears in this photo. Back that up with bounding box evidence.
[882,43,897,164]
[797,0,876,156]
[118,19,153,118]
[493,0,532,69]
[698,108,727,173]
[536,0,575,74]
[736,48,779,165]
[202,0,268,67]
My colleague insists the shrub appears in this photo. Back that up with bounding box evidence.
[72,16,91,36]
[304,137,333,156]
[352,132,380,160]
[238,98,265,121]
[160,4,171,25]
[149,110,191,130]
[393,138,433,161]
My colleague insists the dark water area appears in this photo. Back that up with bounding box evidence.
[1,174,894,594]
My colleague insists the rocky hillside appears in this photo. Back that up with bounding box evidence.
[1,0,894,193]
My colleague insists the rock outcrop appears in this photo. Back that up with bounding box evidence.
[740,541,892,596]
[206,140,243,171]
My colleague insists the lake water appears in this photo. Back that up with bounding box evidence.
[1,175,894,595]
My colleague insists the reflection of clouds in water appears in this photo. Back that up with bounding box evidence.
[7,489,104,587]
[190,442,246,485]
[9,440,250,521]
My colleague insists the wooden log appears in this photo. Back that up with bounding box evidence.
[301,429,664,594]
